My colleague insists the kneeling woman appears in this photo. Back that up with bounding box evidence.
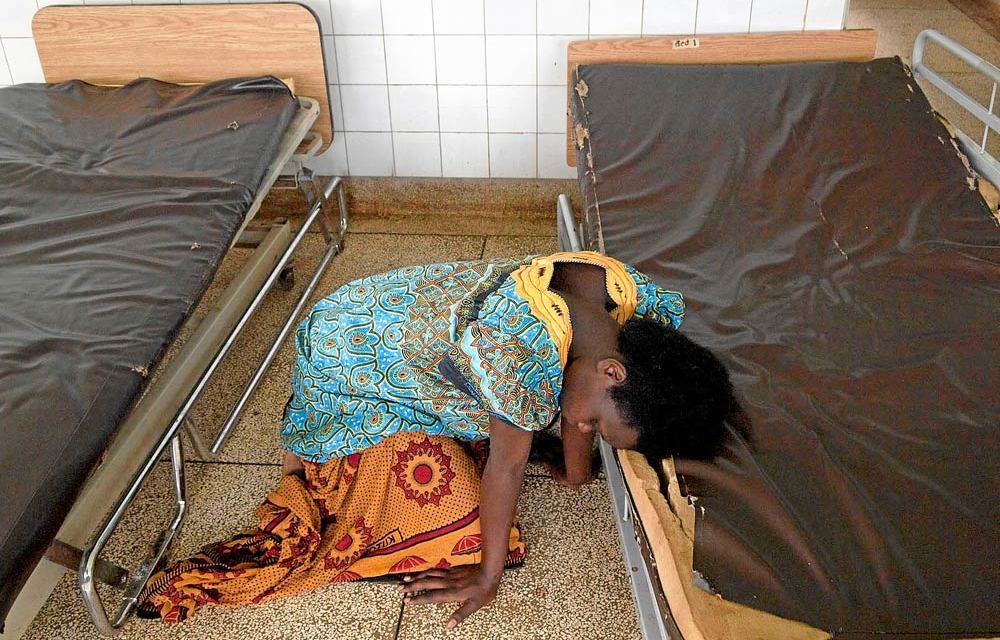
[138,251,731,626]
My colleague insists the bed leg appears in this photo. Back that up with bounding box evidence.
[207,175,347,457]
[80,434,187,636]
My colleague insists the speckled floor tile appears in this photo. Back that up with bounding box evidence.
[481,236,558,259]
[847,8,1000,72]
[22,463,403,640]
[396,477,639,640]
[851,0,953,10]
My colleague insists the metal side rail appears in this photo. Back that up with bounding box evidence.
[557,194,677,640]
[79,176,347,635]
[912,28,1000,190]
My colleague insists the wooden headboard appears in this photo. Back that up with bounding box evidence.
[32,3,333,153]
[565,30,879,165]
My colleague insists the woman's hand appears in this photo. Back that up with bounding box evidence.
[398,565,501,628]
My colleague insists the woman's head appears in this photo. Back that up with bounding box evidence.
[559,318,733,459]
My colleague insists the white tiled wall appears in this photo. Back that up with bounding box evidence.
[1,0,848,178]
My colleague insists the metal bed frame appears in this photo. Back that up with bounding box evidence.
[3,95,349,638]
[555,29,1000,640]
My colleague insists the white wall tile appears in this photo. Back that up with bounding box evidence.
[393,132,442,176]
[485,0,535,35]
[436,36,486,84]
[537,34,585,85]
[385,35,436,84]
[322,36,340,83]
[83,0,131,4]
[538,133,576,178]
[805,0,848,30]
[441,133,489,177]
[750,0,808,32]
[327,84,345,132]
[296,0,334,34]
[537,0,588,35]
[0,41,12,85]
[433,0,484,34]
[389,85,439,131]
[306,134,350,175]
[486,35,536,84]
[489,133,536,177]
[537,85,567,133]
[332,0,384,35]
[346,132,395,176]
[590,0,643,35]
[340,84,391,130]
[642,0,698,35]
[334,35,387,84]
[438,85,487,131]
[2,0,38,38]
[38,0,84,6]
[381,0,433,34]
[697,0,752,34]
[134,0,180,4]
[5,39,43,84]
[488,85,536,133]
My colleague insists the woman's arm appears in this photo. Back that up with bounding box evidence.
[400,415,532,627]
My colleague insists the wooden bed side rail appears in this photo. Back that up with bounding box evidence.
[565,29,878,165]
[616,450,830,640]
[32,3,333,153]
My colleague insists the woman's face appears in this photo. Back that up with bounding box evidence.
[559,357,639,450]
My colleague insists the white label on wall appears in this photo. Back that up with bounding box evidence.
[672,38,700,49]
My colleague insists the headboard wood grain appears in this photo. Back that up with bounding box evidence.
[32,3,333,153]
[565,30,879,165]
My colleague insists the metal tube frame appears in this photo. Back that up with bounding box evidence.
[556,194,677,640]
[79,175,346,635]
[912,29,1000,189]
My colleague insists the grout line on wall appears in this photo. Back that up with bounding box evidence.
[430,0,444,178]
[694,0,700,36]
[328,0,351,175]
[535,0,539,179]
[483,0,491,177]
[377,0,397,176]
[0,39,14,86]
[479,236,488,259]
[748,0,755,32]
[640,0,645,36]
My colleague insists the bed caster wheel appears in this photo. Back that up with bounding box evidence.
[278,266,295,291]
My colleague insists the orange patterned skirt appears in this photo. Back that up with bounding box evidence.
[137,433,526,622]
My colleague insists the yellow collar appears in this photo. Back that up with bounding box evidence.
[509,251,637,368]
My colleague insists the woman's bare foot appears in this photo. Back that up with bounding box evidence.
[281,451,306,478]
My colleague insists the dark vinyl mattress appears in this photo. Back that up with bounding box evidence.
[0,77,297,627]
[571,59,999,637]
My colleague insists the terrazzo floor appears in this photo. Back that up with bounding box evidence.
[19,5,1000,639]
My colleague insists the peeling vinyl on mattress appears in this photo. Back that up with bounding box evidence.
[190,242,201,250]
[574,123,589,150]
[227,121,240,131]
[575,79,589,99]
[906,83,915,94]
[130,365,149,377]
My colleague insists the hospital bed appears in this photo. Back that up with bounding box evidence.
[556,29,1000,640]
[0,4,348,637]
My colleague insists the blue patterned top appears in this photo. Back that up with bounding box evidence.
[280,253,683,461]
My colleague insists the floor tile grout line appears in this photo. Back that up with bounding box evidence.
[479,236,488,258]
[392,596,406,639]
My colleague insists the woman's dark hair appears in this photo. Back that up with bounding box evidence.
[610,318,733,460]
